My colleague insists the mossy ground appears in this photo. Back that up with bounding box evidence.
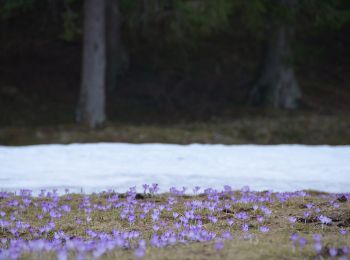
[0,190,349,259]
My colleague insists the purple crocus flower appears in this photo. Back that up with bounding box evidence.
[314,242,323,254]
[134,247,145,259]
[299,237,307,248]
[142,184,149,194]
[57,250,67,260]
[257,216,265,223]
[151,184,159,194]
[329,248,337,257]
[290,233,298,244]
[128,214,136,223]
[227,218,234,226]
[288,217,297,224]
[241,224,249,232]
[241,186,250,193]
[342,246,349,255]
[153,225,160,231]
[193,186,201,194]
[60,205,71,213]
[339,229,348,235]
[236,212,249,220]
[152,211,160,222]
[318,215,332,225]
[305,203,314,209]
[260,206,272,216]
[209,216,218,224]
[214,240,224,251]
[134,239,147,259]
[224,185,232,193]
[313,234,322,242]
[221,231,232,240]
[259,226,270,233]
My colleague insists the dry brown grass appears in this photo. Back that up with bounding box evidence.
[1,114,350,145]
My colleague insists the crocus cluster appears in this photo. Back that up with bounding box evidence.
[0,186,349,259]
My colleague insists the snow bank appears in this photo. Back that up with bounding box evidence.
[0,143,349,194]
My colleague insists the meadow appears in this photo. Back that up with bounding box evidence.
[0,185,349,259]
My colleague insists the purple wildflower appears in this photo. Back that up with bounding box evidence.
[236,212,249,220]
[224,185,232,193]
[259,226,270,233]
[299,237,307,248]
[290,233,298,244]
[134,247,145,259]
[227,218,234,226]
[314,242,323,254]
[288,216,297,224]
[153,225,160,231]
[342,247,349,255]
[215,240,224,251]
[128,214,136,224]
[340,228,348,235]
[318,215,332,227]
[222,231,232,240]
[305,203,314,209]
[142,184,149,194]
[193,186,201,194]
[241,224,249,232]
[313,234,322,242]
[57,250,67,260]
[257,216,265,223]
[329,248,337,257]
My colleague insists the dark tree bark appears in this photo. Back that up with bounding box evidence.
[250,0,301,109]
[77,0,106,128]
[106,0,129,90]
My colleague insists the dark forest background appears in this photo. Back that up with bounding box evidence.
[0,0,350,145]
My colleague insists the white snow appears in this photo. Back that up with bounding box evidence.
[0,143,349,194]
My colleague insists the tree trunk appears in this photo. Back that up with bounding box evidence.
[77,0,106,128]
[250,1,301,109]
[106,0,129,90]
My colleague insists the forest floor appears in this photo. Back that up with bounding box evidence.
[1,113,350,145]
[0,189,349,259]
[1,10,350,147]
[1,15,350,146]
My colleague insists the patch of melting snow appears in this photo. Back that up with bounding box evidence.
[0,143,349,194]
